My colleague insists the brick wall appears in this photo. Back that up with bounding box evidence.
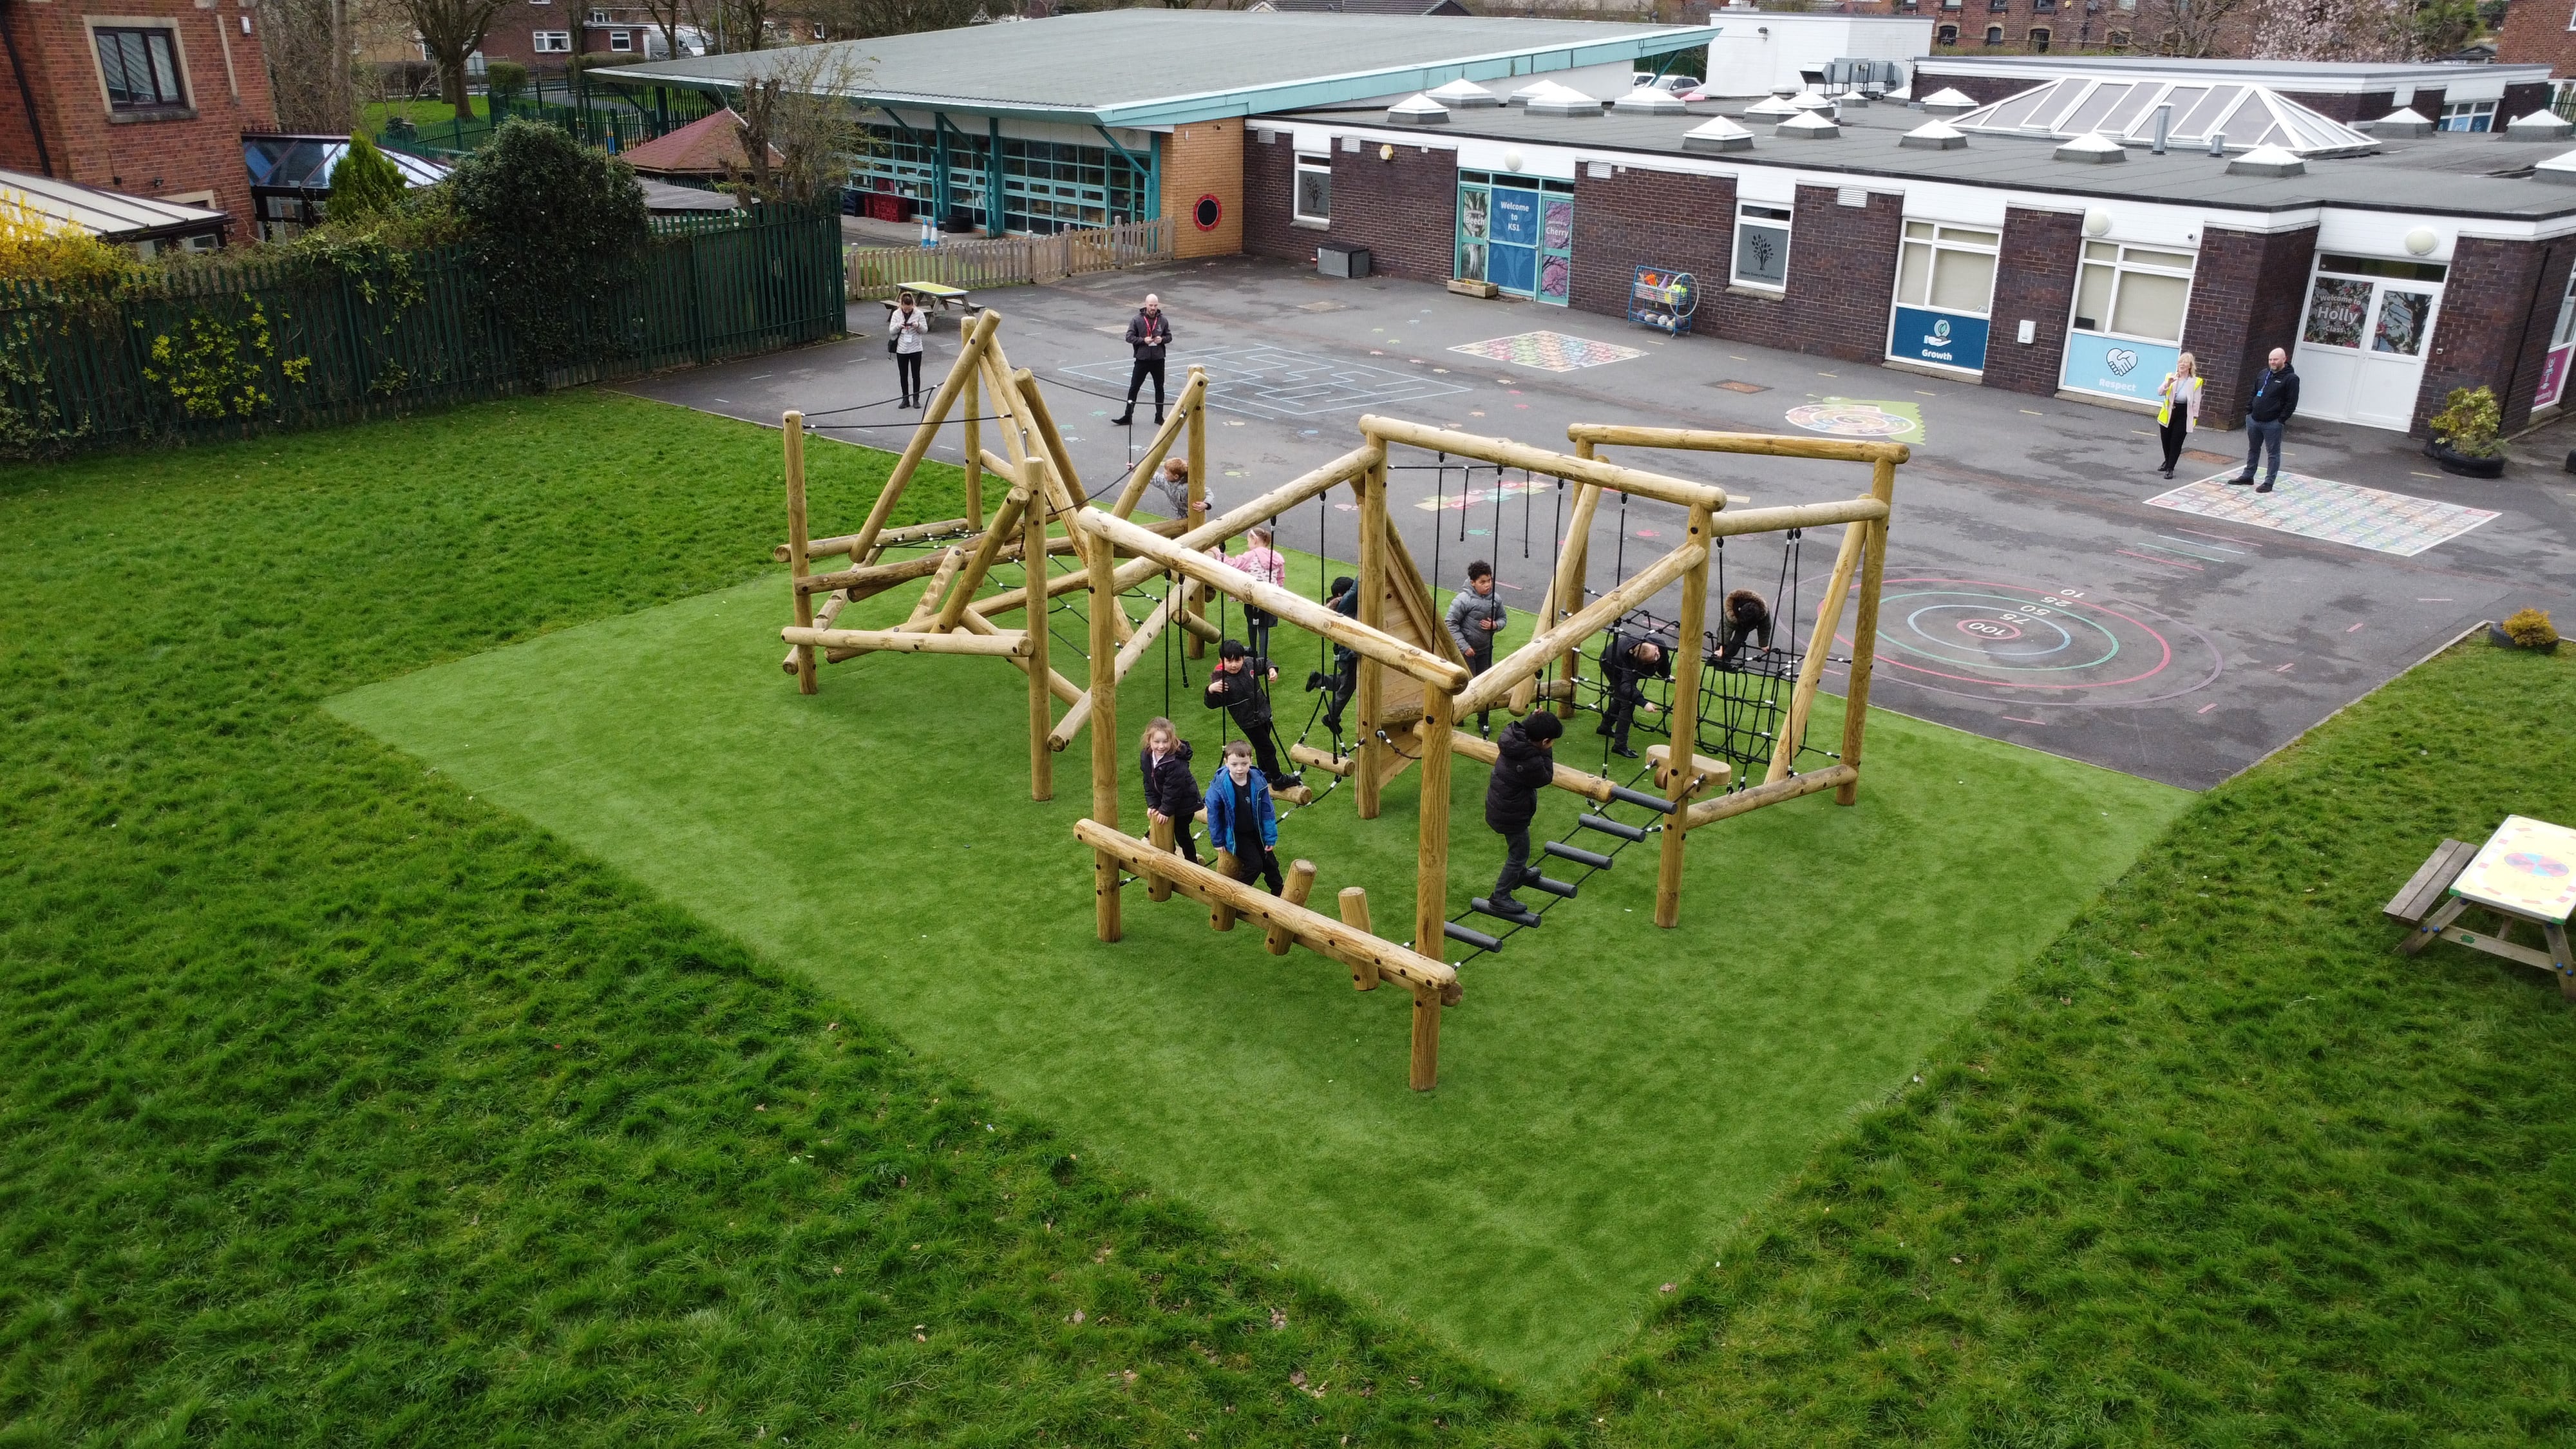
[2409,86,2447,121]
[1160,118,1242,260]
[474,1,579,66]
[2413,234,2572,435]
[2181,223,2316,425]
[1243,127,1309,265]
[1244,128,1457,282]
[1716,182,1904,363]
[1,0,275,235]
[2497,0,2576,77]
[1984,205,2083,397]
[1566,164,1730,325]
[2504,80,2554,124]
[2278,88,2391,123]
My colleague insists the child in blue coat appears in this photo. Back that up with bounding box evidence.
[1202,739,1283,893]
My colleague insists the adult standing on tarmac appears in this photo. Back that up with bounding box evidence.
[2232,346,2299,494]
[888,290,931,409]
[2152,351,2202,479]
[1114,293,1173,427]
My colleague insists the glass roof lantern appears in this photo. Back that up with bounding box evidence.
[1951,77,2378,158]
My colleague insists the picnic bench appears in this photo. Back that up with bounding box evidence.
[880,281,978,315]
[2385,815,2576,997]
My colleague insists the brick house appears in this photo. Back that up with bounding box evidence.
[0,0,276,238]
[2496,0,2576,88]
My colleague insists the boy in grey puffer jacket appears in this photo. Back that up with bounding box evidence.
[1446,561,1507,737]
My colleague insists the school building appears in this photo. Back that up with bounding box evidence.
[601,12,2576,438]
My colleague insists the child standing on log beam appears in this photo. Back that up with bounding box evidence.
[1206,639,1291,785]
[1484,710,1562,916]
[1139,717,1202,867]
[1205,739,1284,894]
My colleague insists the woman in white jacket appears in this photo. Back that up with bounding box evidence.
[888,292,931,408]
[2154,352,2202,479]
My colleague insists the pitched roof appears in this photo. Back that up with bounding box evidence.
[0,167,227,242]
[617,109,780,178]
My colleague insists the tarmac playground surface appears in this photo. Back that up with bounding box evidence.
[625,254,2576,792]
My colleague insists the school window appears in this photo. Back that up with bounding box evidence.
[2032,0,2055,10]
[1895,222,2000,316]
[1984,24,2004,46]
[2438,99,2497,132]
[533,32,573,52]
[1937,23,1959,43]
[93,25,185,111]
[1293,153,1331,223]
[609,30,632,50]
[2029,28,2051,51]
[1732,202,1792,291]
[2072,241,2195,343]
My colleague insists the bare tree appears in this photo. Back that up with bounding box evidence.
[706,0,775,52]
[815,0,985,40]
[730,46,869,204]
[260,0,362,132]
[402,0,512,118]
[2129,0,2259,57]
[636,0,706,59]
[2253,0,2414,60]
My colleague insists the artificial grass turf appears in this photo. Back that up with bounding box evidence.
[0,391,1512,1444]
[327,538,2187,1386]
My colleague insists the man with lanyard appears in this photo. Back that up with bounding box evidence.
[1113,294,1173,427]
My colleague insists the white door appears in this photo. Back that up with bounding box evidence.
[2294,256,2445,431]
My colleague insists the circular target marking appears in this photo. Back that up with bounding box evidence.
[1804,576,2222,707]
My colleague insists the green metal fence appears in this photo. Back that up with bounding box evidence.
[0,204,844,459]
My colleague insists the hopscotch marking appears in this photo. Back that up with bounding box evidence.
[1057,346,1468,422]
[1448,331,1646,372]
[2147,472,2497,557]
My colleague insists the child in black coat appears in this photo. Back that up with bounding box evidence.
[1139,717,1201,866]
[1484,710,1563,917]
[1205,638,1290,783]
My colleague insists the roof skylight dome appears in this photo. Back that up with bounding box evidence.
[1425,77,1501,108]
[1785,88,1835,111]
[1900,118,1967,151]
[1742,93,1800,118]
[1774,110,1841,140]
[1520,80,1604,117]
[1387,93,1450,126]
[1613,84,1689,115]
[1953,76,2377,157]
[1682,114,1754,153]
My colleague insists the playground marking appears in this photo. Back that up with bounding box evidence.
[2147,472,2497,557]
[1785,397,1924,442]
[1058,346,1468,422]
[1448,331,1646,372]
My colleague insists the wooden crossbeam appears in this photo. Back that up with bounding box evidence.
[781,626,1029,657]
[1048,579,1186,750]
[1359,415,1732,511]
[1567,422,1911,465]
[1683,764,1855,829]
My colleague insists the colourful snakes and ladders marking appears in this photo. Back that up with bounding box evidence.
[2452,815,2576,923]
[1783,397,1924,443]
[1810,575,2223,708]
[1447,331,1645,372]
[2146,471,2498,557]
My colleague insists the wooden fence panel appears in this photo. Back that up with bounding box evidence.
[843,216,1177,303]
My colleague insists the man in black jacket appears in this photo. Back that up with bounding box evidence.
[1113,294,1173,427]
[1205,639,1289,784]
[1595,630,1665,759]
[2233,346,2299,494]
[1483,711,1563,918]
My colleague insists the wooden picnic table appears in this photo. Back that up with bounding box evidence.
[2386,815,2576,996]
[880,281,978,314]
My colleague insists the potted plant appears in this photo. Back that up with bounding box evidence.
[2490,607,2561,654]
[2426,385,2506,478]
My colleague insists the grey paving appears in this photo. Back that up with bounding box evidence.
[621,254,2576,791]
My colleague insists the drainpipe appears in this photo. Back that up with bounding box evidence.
[0,0,56,178]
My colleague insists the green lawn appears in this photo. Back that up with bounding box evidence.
[6,387,2575,1444]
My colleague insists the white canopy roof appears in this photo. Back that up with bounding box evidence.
[1951,76,2377,156]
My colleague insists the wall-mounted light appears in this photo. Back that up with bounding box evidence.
[2405,227,2439,256]
[1504,150,1524,172]
[2082,209,2112,237]
[1379,143,1394,162]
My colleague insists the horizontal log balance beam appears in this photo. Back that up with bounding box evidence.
[775,516,974,564]
[972,444,1381,622]
[1682,764,1857,829]
[1068,507,1471,694]
[1074,820,1457,996]
[781,627,1030,658]
[1566,423,1912,466]
[1426,724,1642,806]
[1452,538,1710,719]
[1358,416,1732,512]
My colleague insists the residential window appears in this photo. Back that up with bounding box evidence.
[93,25,185,111]
[2438,99,2497,132]
[533,31,573,52]
[1938,23,1960,43]
[2029,27,2051,51]
[1732,202,1792,290]
[609,30,632,50]
[1985,24,2004,45]
[589,7,609,19]
[2072,240,2195,343]
[1293,153,1331,223]
[2033,0,2055,10]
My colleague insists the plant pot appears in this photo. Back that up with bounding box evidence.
[2489,623,2561,654]
[2425,435,2505,478]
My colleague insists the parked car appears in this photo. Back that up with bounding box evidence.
[1631,72,1701,93]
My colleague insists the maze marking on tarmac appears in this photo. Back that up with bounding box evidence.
[1783,397,1924,443]
[1057,348,1468,422]
[2146,471,2498,558]
[1448,331,1645,372]
[1810,576,2224,708]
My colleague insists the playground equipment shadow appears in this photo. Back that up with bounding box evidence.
[330,567,2187,1387]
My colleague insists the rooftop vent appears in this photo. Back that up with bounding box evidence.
[1387,93,1450,127]
[1900,119,1967,151]
[1775,111,1842,141]
[1613,85,1689,115]
[1742,93,1801,119]
[1919,87,1978,116]
[2505,109,2576,142]
[1426,78,1501,109]
[2367,106,2432,138]
[2533,147,2576,184]
[1955,77,2376,158]
[2226,143,2304,177]
[1683,114,1755,154]
[1524,81,1605,118]
[2054,131,2127,164]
